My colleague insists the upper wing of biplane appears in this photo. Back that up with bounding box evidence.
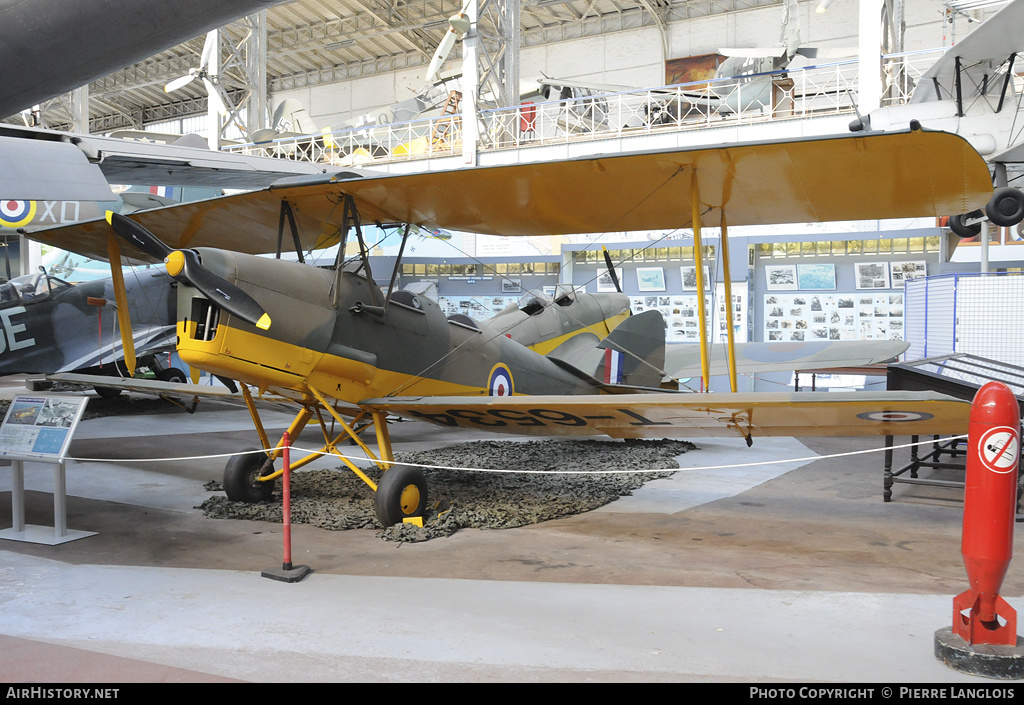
[24,127,991,261]
[358,390,972,442]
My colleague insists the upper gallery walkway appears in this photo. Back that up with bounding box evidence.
[222,48,946,173]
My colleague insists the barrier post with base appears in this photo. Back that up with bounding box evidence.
[935,381,1024,678]
[262,432,311,583]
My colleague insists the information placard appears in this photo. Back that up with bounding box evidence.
[0,395,89,460]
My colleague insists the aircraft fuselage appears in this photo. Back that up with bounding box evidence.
[174,249,626,404]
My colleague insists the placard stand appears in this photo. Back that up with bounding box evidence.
[0,394,93,545]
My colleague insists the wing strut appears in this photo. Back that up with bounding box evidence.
[691,169,710,390]
[383,223,412,310]
[106,233,136,377]
[276,201,305,263]
[719,210,739,392]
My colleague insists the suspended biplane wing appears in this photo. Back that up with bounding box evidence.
[25,126,992,260]
[358,391,971,441]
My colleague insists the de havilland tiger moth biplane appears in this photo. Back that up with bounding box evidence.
[29,126,992,527]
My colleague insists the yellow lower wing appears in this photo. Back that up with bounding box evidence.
[362,391,971,441]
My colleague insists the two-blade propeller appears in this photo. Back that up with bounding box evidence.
[424,0,472,83]
[106,212,271,331]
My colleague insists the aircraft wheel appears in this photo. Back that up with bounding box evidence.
[156,367,187,384]
[374,465,428,527]
[94,386,122,399]
[224,450,275,503]
[986,187,1024,227]
[948,211,982,239]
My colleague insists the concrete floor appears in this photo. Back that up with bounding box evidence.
[0,384,1022,683]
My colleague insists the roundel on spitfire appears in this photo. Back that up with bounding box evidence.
[0,201,36,228]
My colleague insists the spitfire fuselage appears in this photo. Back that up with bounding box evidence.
[174,249,628,404]
[0,270,174,375]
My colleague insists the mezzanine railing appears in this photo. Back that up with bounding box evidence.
[223,48,945,167]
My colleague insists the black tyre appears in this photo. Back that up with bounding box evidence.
[156,367,187,384]
[94,386,122,399]
[949,211,982,239]
[374,465,428,527]
[986,187,1024,227]
[224,450,275,503]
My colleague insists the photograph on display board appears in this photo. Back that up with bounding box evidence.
[636,267,666,292]
[765,264,797,291]
[889,261,926,287]
[855,262,891,289]
[597,267,624,293]
[796,263,836,290]
[679,266,710,291]
[501,279,521,293]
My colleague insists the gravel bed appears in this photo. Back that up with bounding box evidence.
[198,438,697,542]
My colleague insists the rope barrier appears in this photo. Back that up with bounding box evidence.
[62,434,968,477]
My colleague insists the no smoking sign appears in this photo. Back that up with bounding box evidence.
[977,426,1020,474]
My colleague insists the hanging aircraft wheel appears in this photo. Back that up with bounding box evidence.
[374,465,428,527]
[948,211,982,239]
[985,187,1024,227]
[156,367,187,384]
[224,450,275,503]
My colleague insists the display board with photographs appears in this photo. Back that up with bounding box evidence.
[633,294,711,343]
[439,295,517,320]
[712,284,749,344]
[631,288,749,345]
[890,260,926,287]
[0,395,90,460]
[855,262,892,289]
[763,292,905,342]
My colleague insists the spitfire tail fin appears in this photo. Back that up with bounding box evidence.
[594,309,666,389]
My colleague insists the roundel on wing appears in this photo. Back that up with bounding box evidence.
[856,410,934,422]
[0,201,36,228]
[488,364,514,396]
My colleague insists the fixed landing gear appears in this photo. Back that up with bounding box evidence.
[156,367,188,384]
[948,187,1024,238]
[228,385,429,527]
[374,465,428,527]
[224,450,275,503]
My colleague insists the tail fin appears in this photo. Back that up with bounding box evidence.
[781,0,800,59]
[271,98,318,135]
[594,310,666,389]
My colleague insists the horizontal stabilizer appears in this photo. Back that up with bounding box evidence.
[795,46,858,60]
[664,339,909,380]
[0,134,114,202]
